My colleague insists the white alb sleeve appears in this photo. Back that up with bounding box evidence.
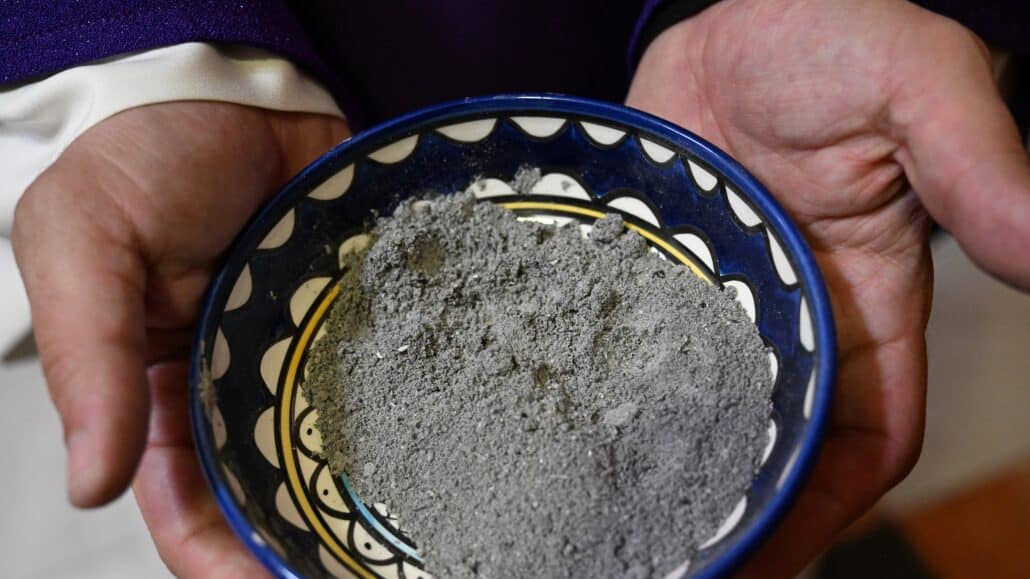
[0,42,343,356]
[0,41,344,237]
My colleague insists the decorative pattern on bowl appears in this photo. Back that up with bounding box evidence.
[190,95,836,579]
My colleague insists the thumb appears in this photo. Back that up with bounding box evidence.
[892,21,1030,289]
[12,160,150,508]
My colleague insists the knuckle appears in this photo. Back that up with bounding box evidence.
[38,349,86,431]
[12,167,74,250]
[898,438,923,479]
[927,16,990,64]
[889,424,925,489]
[11,182,44,249]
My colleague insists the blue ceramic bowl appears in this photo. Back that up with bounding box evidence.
[190,95,835,579]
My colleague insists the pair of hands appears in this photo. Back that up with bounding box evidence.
[12,1,1030,577]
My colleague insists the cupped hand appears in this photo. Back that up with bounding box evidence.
[12,102,349,578]
[629,0,1030,576]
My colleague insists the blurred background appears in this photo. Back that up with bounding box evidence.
[0,53,1027,579]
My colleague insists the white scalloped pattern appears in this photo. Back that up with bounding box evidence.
[725,185,803,290]
[803,369,817,420]
[579,121,626,145]
[353,524,396,562]
[368,135,419,164]
[290,277,332,326]
[436,119,497,142]
[605,196,660,227]
[724,280,757,324]
[510,116,566,138]
[338,234,372,268]
[639,137,675,163]
[299,410,323,454]
[688,159,718,192]
[799,297,814,351]
[673,233,715,272]
[254,407,279,468]
[258,210,295,250]
[768,233,798,286]
[530,173,591,200]
[211,328,230,380]
[468,178,516,199]
[726,186,761,228]
[313,467,350,513]
[225,265,252,311]
[309,165,355,201]
[260,338,291,394]
[211,405,227,449]
[762,420,778,465]
[276,483,308,529]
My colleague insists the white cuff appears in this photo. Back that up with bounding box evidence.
[0,41,344,237]
[0,42,343,357]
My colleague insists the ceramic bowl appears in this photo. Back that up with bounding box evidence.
[190,95,835,579]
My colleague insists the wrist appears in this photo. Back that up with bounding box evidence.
[632,0,724,67]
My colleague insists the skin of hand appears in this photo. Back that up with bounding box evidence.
[12,101,350,578]
[628,0,1030,576]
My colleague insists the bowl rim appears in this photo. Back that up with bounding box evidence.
[189,93,837,579]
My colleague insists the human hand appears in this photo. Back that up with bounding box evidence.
[12,102,350,578]
[628,0,1030,576]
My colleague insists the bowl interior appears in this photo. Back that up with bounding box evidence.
[191,95,834,579]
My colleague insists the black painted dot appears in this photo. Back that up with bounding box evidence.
[363,542,372,550]
[322,488,329,496]
[306,427,313,435]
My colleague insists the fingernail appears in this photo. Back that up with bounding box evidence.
[66,430,100,507]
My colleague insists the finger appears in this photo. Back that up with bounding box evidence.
[890,19,1030,289]
[134,362,271,579]
[146,327,196,365]
[12,172,150,507]
[134,448,271,579]
[264,111,353,176]
[144,363,194,447]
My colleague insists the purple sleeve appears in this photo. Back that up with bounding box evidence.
[627,0,726,77]
[0,0,351,113]
[627,0,666,74]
